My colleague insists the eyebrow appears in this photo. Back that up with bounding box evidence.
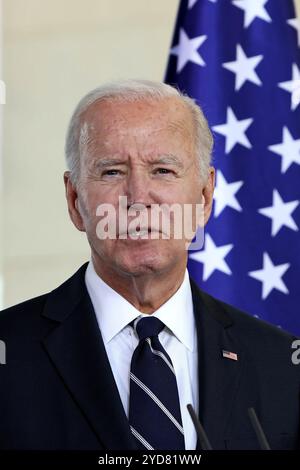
[92,155,184,170]
[153,155,184,169]
[92,158,127,170]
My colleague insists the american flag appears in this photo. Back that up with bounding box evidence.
[222,350,238,361]
[165,0,300,335]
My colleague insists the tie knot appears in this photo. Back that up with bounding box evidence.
[133,317,165,341]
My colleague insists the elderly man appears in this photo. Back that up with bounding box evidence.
[0,80,299,450]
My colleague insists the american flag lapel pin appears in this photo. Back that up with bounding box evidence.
[222,350,238,361]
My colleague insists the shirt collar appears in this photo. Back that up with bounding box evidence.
[85,261,195,352]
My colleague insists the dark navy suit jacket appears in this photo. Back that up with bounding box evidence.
[0,263,299,449]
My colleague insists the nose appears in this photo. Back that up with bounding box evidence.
[125,169,151,207]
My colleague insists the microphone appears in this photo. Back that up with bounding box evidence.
[248,407,271,450]
[187,403,271,450]
[187,404,213,450]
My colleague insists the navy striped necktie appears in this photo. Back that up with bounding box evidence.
[129,317,185,450]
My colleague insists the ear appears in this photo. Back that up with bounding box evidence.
[202,167,215,225]
[63,171,85,232]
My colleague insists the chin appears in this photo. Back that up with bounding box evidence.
[116,251,172,277]
[97,239,184,277]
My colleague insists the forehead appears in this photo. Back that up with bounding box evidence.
[81,96,194,140]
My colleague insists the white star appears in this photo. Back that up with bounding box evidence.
[268,127,300,174]
[189,234,233,281]
[249,253,290,300]
[278,63,300,111]
[188,0,198,8]
[189,0,217,8]
[287,17,300,47]
[232,0,271,28]
[223,44,263,91]
[214,170,243,217]
[170,29,207,73]
[212,107,253,153]
[258,189,299,236]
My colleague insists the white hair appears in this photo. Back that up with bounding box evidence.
[65,79,213,184]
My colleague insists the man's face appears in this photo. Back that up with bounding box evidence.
[65,97,214,278]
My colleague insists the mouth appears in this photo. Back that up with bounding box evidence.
[118,227,162,239]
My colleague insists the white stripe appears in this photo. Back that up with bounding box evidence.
[130,373,184,435]
[132,317,141,331]
[145,338,175,375]
[130,426,154,450]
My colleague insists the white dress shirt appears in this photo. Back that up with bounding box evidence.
[85,261,199,450]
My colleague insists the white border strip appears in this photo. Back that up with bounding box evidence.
[0,0,4,310]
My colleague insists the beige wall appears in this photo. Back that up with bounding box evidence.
[1,0,300,307]
[1,0,179,306]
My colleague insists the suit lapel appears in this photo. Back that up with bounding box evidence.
[190,279,245,449]
[40,265,245,450]
[41,264,136,450]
